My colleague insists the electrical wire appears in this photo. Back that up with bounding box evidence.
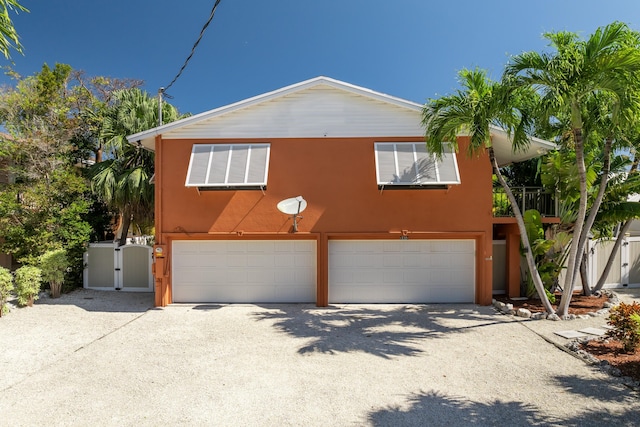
[163,0,223,93]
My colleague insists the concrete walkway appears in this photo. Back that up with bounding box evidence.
[1,289,639,426]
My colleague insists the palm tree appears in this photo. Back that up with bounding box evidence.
[505,22,640,315]
[422,68,556,314]
[0,0,27,59]
[91,88,185,246]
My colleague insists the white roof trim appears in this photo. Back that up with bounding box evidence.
[127,76,423,146]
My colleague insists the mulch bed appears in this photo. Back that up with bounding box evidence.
[496,292,640,383]
[494,293,608,315]
[580,339,640,382]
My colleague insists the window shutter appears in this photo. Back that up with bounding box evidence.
[186,143,270,188]
[374,142,460,186]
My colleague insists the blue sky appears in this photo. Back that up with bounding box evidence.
[2,1,640,115]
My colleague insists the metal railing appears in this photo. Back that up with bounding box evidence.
[493,187,557,217]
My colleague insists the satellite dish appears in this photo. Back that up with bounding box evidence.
[277,196,307,215]
[277,196,307,233]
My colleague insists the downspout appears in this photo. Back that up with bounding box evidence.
[158,87,164,127]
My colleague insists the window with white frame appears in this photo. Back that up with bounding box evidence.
[374,142,460,187]
[185,143,270,189]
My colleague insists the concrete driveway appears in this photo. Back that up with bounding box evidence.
[1,289,639,426]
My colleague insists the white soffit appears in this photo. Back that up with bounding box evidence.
[490,126,556,166]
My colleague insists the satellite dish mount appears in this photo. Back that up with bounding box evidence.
[277,196,307,233]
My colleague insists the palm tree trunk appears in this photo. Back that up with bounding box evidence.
[118,207,132,247]
[489,146,555,314]
[559,127,588,316]
[580,247,591,296]
[593,219,633,292]
[572,137,612,294]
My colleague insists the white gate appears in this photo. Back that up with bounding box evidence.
[83,243,153,292]
[588,237,640,288]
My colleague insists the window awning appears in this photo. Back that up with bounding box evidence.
[185,143,270,189]
[374,142,460,187]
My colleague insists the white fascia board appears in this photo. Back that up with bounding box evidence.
[126,76,424,150]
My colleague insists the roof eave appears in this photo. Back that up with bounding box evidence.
[489,126,557,166]
[126,76,424,151]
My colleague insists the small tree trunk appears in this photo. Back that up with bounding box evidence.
[95,146,103,164]
[118,208,132,247]
[50,281,62,298]
[559,127,589,316]
[489,146,555,314]
[580,248,591,296]
[593,219,633,292]
[572,137,612,295]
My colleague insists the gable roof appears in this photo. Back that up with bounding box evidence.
[127,76,555,166]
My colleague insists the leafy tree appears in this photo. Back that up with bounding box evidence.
[500,158,543,188]
[0,0,27,59]
[505,22,640,315]
[0,168,92,283]
[522,209,570,301]
[91,88,186,246]
[68,70,143,163]
[422,68,555,314]
[0,64,141,287]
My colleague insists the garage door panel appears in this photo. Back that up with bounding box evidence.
[383,270,404,283]
[225,268,247,283]
[383,254,402,267]
[403,270,424,283]
[383,241,403,252]
[329,240,475,303]
[293,253,313,267]
[430,253,454,267]
[403,254,423,267]
[173,240,316,303]
[353,254,373,268]
[354,270,376,283]
[295,269,315,283]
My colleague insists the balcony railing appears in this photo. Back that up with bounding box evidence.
[493,187,557,217]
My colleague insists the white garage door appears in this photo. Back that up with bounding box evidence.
[172,240,316,303]
[329,240,475,303]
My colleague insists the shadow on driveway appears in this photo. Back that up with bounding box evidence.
[252,303,509,359]
[29,288,154,313]
[366,387,638,427]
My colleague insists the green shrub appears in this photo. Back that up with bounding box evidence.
[0,266,13,316]
[607,302,640,353]
[14,266,42,307]
[40,249,68,298]
[545,289,556,305]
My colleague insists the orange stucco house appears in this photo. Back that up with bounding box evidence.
[127,77,555,307]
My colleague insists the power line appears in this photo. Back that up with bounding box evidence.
[163,0,223,93]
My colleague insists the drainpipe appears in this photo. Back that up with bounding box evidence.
[158,87,164,126]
